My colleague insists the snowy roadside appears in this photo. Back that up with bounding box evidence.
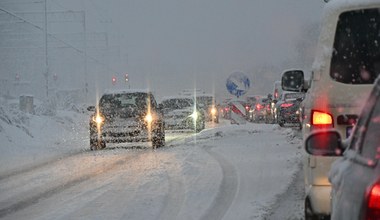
[0,98,305,219]
[0,99,90,175]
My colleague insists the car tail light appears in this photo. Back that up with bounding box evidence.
[311,110,333,127]
[280,103,294,108]
[366,182,380,219]
[245,105,250,111]
[256,104,262,110]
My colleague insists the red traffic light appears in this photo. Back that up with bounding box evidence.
[112,76,117,85]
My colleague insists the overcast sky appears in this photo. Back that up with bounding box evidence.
[104,0,324,100]
[1,0,325,102]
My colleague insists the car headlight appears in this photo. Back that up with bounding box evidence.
[210,107,217,115]
[92,114,105,124]
[145,113,153,123]
[190,111,198,120]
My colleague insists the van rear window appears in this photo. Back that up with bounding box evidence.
[330,9,380,84]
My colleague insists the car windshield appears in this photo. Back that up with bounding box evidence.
[330,8,380,84]
[284,93,304,101]
[161,98,193,110]
[196,96,213,108]
[99,92,149,112]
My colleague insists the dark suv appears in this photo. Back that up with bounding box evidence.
[89,90,165,150]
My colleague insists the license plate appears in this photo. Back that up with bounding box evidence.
[346,126,353,138]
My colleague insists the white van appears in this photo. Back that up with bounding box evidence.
[282,1,380,219]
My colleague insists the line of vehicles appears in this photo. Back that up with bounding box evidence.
[85,1,380,219]
[218,84,305,128]
[281,1,380,220]
[87,90,219,150]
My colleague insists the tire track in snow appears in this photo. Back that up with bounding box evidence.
[156,161,186,220]
[0,150,83,181]
[200,148,238,220]
[0,153,137,218]
[264,161,304,220]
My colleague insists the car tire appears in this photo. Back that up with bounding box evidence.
[152,125,165,149]
[195,120,205,133]
[305,198,320,220]
[90,138,106,150]
[152,134,165,149]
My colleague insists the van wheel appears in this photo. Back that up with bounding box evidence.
[305,198,318,220]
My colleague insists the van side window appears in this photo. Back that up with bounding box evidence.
[330,9,380,84]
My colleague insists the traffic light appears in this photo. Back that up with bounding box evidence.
[112,76,117,85]
[125,73,129,82]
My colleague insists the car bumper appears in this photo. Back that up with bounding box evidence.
[91,125,154,143]
[279,112,300,123]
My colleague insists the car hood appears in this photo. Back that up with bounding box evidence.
[100,107,145,120]
[164,107,193,117]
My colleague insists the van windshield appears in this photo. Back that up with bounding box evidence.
[330,8,380,84]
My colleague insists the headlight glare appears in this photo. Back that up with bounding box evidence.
[190,111,198,120]
[145,113,153,123]
[210,107,217,115]
[92,115,105,124]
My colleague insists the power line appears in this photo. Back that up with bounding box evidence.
[0,5,119,75]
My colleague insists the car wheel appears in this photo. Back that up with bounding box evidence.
[195,120,205,132]
[90,138,106,150]
[152,125,165,149]
[305,198,319,220]
[152,134,165,149]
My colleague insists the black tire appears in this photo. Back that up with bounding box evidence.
[305,198,321,220]
[90,138,106,150]
[196,120,205,132]
[152,134,165,149]
[152,125,165,149]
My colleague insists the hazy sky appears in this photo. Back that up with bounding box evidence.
[1,0,325,102]
[103,0,324,100]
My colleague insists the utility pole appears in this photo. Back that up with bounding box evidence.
[82,10,88,103]
[44,0,49,98]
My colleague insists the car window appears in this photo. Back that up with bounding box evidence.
[100,93,149,110]
[284,93,304,101]
[330,8,380,84]
[162,98,193,110]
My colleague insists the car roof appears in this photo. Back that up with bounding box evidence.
[313,0,380,71]
[161,95,194,101]
[102,89,151,95]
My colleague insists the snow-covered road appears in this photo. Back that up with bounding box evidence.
[0,111,304,220]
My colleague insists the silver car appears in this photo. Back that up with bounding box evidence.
[89,90,165,150]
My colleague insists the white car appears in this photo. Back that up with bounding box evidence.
[305,76,380,220]
[160,96,205,132]
[281,1,380,219]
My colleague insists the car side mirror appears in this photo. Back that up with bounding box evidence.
[281,70,305,92]
[305,130,344,156]
[87,106,95,112]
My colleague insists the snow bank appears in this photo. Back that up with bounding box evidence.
[0,98,90,174]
